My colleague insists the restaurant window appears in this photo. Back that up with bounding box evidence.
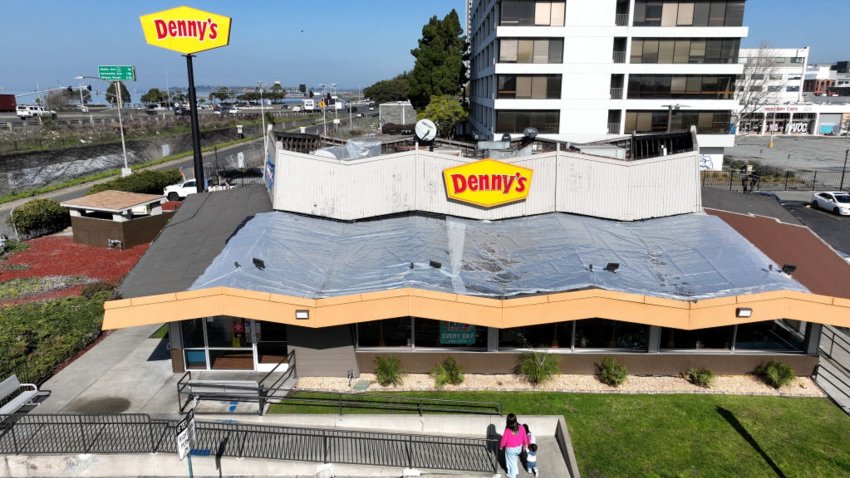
[181,319,206,349]
[356,318,412,347]
[574,319,648,351]
[735,320,805,351]
[500,38,564,64]
[498,75,561,99]
[501,0,566,26]
[414,319,487,349]
[660,326,735,350]
[496,110,560,134]
[500,322,574,349]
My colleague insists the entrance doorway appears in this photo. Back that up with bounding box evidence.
[182,317,288,372]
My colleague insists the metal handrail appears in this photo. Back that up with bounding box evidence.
[259,349,296,389]
[278,389,503,416]
[0,413,499,473]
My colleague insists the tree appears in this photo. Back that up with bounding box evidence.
[408,9,468,109]
[268,82,285,103]
[209,86,230,104]
[735,43,782,131]
[364,72,410,104]
[419,95,468,138]
[45,90,75,111]
[141,88,165,105]
[105,81,131,106]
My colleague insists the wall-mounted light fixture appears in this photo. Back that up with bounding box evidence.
[736,307,753,318]
[295,310,309,320]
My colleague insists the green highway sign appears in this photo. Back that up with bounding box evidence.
[98,65,136,81]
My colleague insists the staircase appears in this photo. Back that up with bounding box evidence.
[816,326,850,414]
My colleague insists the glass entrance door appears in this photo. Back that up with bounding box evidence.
[252,321,289,372]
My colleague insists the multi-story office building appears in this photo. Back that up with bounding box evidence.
[738,47,808,104]
[804,64,837,96]
[468,0,747,169]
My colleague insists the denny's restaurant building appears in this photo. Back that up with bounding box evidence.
[104,138,850,377]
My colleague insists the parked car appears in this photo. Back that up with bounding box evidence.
[16,105,56,120]
[811,191,850,215]
[228,106,239,115]
[164,179,234,201]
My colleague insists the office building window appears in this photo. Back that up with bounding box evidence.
[627,75,736,99]
[498,75,562,99]
[625,110,732,134]
[634,1,745,26]
[786,86,800,92]
[496,110,560,133]
[631,38,739,64]
[770,73,784,80]
[767,86,782,92]
[501,0,566,26]
[499,38,564,63]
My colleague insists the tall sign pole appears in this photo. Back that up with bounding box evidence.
[140,6,232,193]
[185,54,204,191]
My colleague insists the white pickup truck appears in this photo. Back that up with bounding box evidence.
[164,179,234,201]
[16,105,57,119]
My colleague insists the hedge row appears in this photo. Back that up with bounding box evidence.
[87,169,182,195]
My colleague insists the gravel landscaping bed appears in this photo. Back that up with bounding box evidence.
[296,373,825,397]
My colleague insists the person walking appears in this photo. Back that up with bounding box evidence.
[500,413,529,478]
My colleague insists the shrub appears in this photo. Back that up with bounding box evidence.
[374,356,405,387]
[686,367,714,388]
[81,281,115,299]
[88,169,183,195]
[754,360,795,389]
[8,199,70,239]
[430,356,464,389]
[516,352,560,385]
[597,357,628,387]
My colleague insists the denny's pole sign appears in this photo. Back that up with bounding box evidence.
[443,159,533,208]
[140,6,232,194]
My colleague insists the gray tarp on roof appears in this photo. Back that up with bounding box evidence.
[190,211,807,300]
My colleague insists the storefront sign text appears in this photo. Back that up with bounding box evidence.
[443,159,533,208]
[440,322,477,345]
[140,6,232,55]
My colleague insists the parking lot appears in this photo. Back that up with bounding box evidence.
[727,136,850,172]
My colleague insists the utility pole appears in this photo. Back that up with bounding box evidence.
[841,149,849,192]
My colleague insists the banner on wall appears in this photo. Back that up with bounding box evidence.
[439,322,477,345]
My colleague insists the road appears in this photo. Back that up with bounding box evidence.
[781,201,850,255]
[0,138,263,238]
[726,136,850,172]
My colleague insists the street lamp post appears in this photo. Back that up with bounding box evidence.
[77,75,130,176]
[662,104,690,133]
[841,149,849,192]
[258,81,268,157]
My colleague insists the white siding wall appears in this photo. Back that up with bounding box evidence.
[272,149,701,222]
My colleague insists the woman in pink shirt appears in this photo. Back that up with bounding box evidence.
[499,413,529,478]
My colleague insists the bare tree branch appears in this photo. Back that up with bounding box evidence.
[735,43,784,128]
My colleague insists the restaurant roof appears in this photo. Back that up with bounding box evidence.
[189,211,807,301]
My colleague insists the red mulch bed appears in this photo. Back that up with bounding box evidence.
[1,236,148,284]
[162,201,183,211]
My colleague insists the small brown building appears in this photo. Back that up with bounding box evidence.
[61,190,172,249]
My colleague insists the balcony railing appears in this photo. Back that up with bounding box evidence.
[609,87,623,99]
[607,122,621,135]
[612,51,626,63]
[615,13,629,26]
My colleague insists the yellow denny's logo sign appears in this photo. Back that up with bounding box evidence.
[140,6,231,55]
[443,159,533,208]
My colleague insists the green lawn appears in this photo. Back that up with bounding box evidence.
[270,391,850,477]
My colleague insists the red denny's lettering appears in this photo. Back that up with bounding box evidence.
[154,18,219,41]
[450,172,528,194]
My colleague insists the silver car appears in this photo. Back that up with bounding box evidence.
[811,191,850,215]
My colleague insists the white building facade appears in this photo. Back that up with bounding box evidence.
[738,47,808,104]
[468,0,748,169]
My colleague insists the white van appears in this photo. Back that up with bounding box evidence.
[16,105,56,119]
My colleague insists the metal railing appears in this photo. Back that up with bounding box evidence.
[612,51,626,63]
[607,122,621,135]
[615,13,629,26]
[0,413,499,473]
[609,87,623,99]
[701,169,848,192]
[272,390,503,416]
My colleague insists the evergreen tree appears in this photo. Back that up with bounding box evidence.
[106,81,131,106]
[408,9,468,109]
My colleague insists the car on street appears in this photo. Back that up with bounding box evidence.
[811,191,850,215]
[228,106,239,115]
[16,105,56,119]
[164,179,235,201]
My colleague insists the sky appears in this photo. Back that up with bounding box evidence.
[1,0,847,99]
